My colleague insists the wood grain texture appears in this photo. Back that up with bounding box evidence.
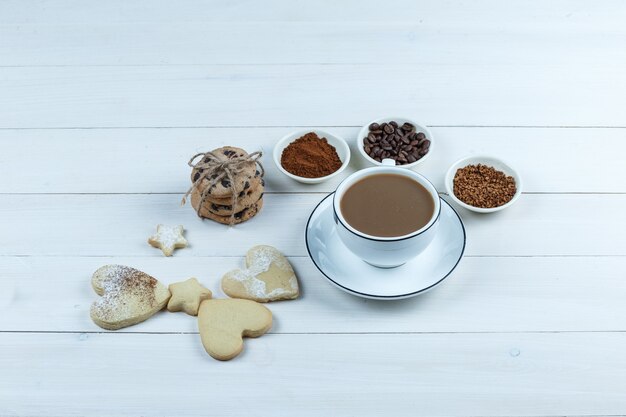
[1,0,625,415]
[0,193,624,257]
[0,256,625,334]
[1,0,624,26]
[1,64,624,128]
[2,20,624,66]
[1,332,625,417]
[2,127,625,194]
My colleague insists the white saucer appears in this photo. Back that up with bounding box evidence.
[305,194,466,299]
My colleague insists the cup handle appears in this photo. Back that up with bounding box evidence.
[381,158,396,166]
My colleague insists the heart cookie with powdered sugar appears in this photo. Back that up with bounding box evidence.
[90,265,171,330]
[221,245,299,302]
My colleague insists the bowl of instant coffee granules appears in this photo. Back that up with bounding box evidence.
[357,117,434,168]
[274,130,351,184]
[445,156,522,213]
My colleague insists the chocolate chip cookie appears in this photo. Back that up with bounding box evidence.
[198,199,264,225]
[191,147,260,199]
[191,184,264,216]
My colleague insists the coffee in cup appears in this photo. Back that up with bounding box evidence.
[332,160,440,268]
[340,173,435,238]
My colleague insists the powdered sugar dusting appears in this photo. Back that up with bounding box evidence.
[246,245,289,275]
[91,265,158,322]
[226,246,297,299]
[148,224,187,256]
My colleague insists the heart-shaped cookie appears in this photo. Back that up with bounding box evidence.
[221,245,299,302]
[198,299,272,361]
[90,265,171,330]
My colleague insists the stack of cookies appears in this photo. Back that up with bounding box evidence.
[189,146,264,225]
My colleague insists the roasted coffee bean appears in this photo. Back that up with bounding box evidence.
[362,120,429,165]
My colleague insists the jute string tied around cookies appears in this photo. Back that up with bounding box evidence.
[181,150,264,225]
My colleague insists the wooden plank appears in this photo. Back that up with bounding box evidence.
[1,0,624,27]
[1,332,625,416]
[2,22,624,66]
[1,64,624,128]
[1,256,625,333]
[0,193,624,257]
[1,127,625,194]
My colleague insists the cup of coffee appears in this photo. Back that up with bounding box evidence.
[332,159,441,268]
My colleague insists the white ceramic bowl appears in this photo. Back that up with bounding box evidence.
[332,159,441,268]
[273,130,351,184]
[357,117,434,169]
[445,155,523,213]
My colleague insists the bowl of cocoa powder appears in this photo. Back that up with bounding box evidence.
[445,156,522,213]
[274,130,351,184]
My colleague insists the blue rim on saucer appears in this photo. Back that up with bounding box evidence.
[305,193,466,299]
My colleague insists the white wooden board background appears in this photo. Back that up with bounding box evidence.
[1,1,626,416]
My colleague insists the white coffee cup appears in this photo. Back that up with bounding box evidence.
[332,159,441,268]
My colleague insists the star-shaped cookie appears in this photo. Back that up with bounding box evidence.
[167,278,212,316]
[148,224,188,256]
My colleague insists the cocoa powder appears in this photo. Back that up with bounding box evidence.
[281,132,342,178]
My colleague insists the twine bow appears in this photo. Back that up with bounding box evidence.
[181,150,264,225]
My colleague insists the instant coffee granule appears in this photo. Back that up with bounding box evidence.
[281,132,342,178]
[453,164,517,208]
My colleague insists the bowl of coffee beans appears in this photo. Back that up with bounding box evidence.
[358,117,433,168]
[445,155,522,213]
